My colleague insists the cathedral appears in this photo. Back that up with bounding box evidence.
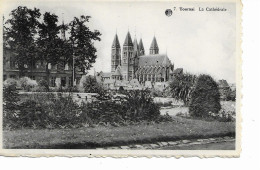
[99,31,174,84]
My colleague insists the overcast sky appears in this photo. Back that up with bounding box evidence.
[3,1,237,83]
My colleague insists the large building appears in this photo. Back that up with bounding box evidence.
[3,23,84,88]
[3,47,84,88]
[98,31,174,84]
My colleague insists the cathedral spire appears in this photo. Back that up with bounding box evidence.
[139,38,145,55]
[123,31,133,46]
[133,37,139,52]
[149,36,159,54]
[112,33,120,48]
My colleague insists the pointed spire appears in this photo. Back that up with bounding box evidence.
[139,38,145,55]
[150,36,159,54]
[123,31,133,46]
[133,38,139,52]
[112,33,120,48]
[139,38,144,50]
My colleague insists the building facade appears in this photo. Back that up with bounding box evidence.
[3,48,84,88]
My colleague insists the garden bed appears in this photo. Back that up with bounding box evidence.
[3,116,235,149]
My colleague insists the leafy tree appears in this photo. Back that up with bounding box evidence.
[5,6,41,76]
[169,73,196,105]
[189,74,221,118]
[80,75,104,93]
[37,12,64,86]
[68,16,101,74]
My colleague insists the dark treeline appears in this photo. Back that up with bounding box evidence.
[3,6,101,84]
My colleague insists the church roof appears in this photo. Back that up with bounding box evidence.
[123,31,133,46]
[101,72,111,78]
[150,36,159,50]
[138,54,172,67]
[173,68,183,74]
[218,79,229,88]
[112,34,120,48]
[139,38,144,50]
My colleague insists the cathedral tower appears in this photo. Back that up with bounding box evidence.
[121,31,134,80]
[111,33,121,72]
[150,36,159,55]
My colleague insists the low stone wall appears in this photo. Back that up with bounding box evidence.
[19,92,99,104]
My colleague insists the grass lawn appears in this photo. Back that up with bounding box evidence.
[3,116,235,149]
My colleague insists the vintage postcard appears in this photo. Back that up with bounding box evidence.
[0,0,242,157]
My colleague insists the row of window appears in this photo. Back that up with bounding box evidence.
[7,59,72,71]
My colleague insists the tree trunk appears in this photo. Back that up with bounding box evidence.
[45,63,50,92]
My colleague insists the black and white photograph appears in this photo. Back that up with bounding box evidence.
[0,0,241,156]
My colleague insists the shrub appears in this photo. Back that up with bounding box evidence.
[19,77,38,91]
[150,88,163,97]
[189,74,221,118]
[169,73,196,105]
[227,89,236,101]
[3,83,20,129]
[3,90,171,130]
[38,79,49,92]
[79,75,104,94]
[3,78,17,87]
[122,89,161,121]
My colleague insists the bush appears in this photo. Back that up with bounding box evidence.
[79,75,105,94]
[169,73,196,105]
[3,89,171,130]
[122,90,161,121]
[189,74,221,118]
[19,77,38,91]
[3,83,20,129]
[3,78,17,87]
[38,79,49,92]
[150,88,163,97]
[227,89,236,101]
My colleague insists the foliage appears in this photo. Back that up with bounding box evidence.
[122,90,161,121]
[37,12,64,85]
[19,77,38,91]
[3,83,20,129]
[4,7,102,79]
[38,79,49,92]
[3,78,17,87]
[79,75,104,94]
[227,89,236,101]
[5,6,41,76]
[189,74,221,118]
[150,88,163,97]
[169,73,196,105]
[68,15,101,72]
[208,109,235,122]
[3,90,171,130]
